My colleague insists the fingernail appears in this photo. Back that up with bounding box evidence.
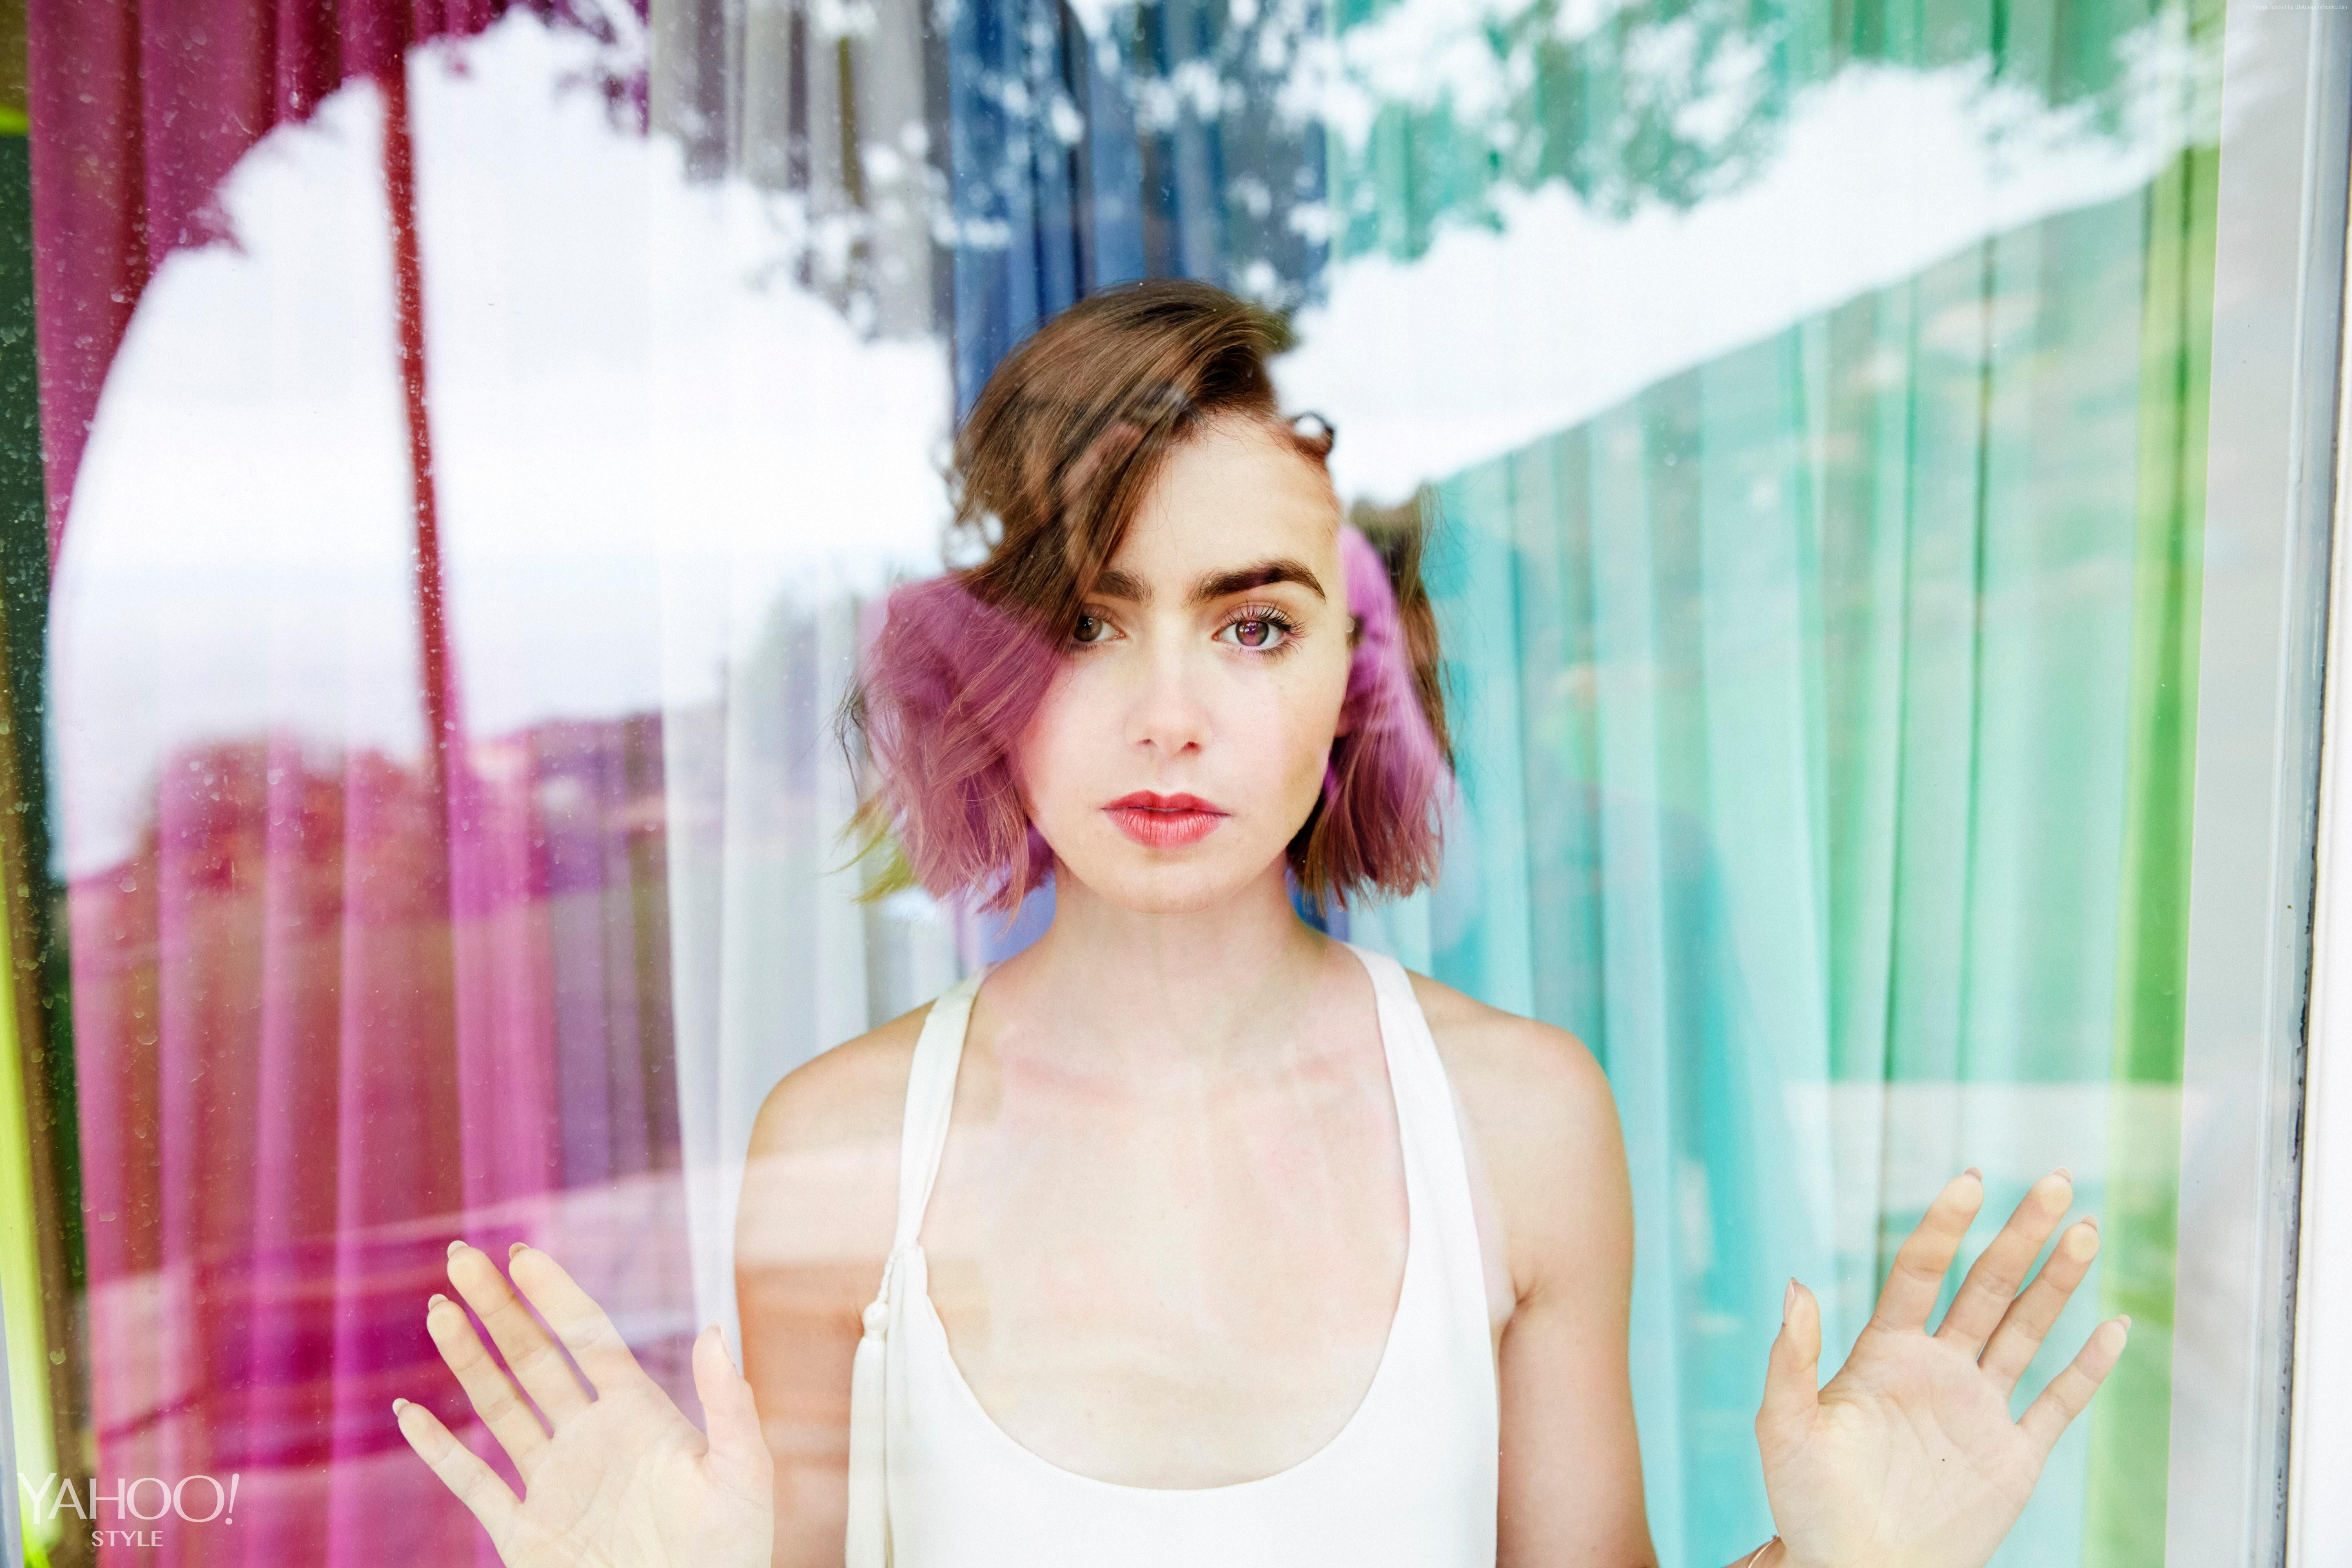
[392,1398,410,1417]
[2118,1314,2132,1331]
[427,1293,449,1310]
[446,1239,465,1258]
[1963,1166,1983,1183]
[509,1241,528,1258]
[2084,1214,2100,1229]
[2055,1166,2074,1183]
[1782,1278,1796,1323]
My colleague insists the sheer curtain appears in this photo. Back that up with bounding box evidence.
[642,0,960,1359]
[42,16,694,1565]
[638,0,1332,1348]
[1302,0,2217,1559]
[37,4,960,1554]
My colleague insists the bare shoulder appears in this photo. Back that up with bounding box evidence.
[1404,970,1618,1152]
[737,1004,931,1268]
[748,1003,931,1157]
[1403,970,1631,1294]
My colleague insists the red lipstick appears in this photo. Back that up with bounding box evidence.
[1104,791,1229,849]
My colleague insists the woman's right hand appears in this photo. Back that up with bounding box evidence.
[394,1240,776,1568]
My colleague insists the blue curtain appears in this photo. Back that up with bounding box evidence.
[943,0,1328,410]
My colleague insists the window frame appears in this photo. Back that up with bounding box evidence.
[2288,74,2352,1568]
[2178,0,2352,1560]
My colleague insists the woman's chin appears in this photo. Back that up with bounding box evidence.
[1060,853,1282,918]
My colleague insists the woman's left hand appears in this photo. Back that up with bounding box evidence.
[1756,1169,2129,1568]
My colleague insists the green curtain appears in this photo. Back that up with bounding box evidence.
[1329,0,2219,1559]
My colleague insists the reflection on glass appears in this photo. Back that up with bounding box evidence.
[12,0,2232,1555]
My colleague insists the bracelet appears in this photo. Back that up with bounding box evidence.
[1744,1539,1781,1568]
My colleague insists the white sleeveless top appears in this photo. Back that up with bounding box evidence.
[844,942,1501,1567]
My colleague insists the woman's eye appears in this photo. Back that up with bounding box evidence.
[1218,616,1290,651]
[1072,612,1113,645]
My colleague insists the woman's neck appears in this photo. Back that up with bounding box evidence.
[982,863,1338,1079]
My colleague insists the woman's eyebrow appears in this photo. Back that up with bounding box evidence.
[1189,559,1327,604]
[1091,567,1149,602]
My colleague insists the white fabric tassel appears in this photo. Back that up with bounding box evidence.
[845,1260,895,1568]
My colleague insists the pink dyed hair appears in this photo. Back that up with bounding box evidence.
[842,280,1450,912]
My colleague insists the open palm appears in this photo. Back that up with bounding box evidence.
[1756,1171,2129,1568]
[393,1241,775,1568]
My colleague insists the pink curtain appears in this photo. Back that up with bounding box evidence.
[68,718,688,1566]
[32,5,687,1565]
[26,0,509,559]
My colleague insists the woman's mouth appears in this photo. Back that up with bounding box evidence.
[1103,792,1229,849]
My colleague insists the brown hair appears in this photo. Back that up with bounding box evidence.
[845,278,1451,911]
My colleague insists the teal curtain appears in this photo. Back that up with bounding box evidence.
[1330,0,2218,1559]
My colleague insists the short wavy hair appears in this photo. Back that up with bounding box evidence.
[843,278,1450,913]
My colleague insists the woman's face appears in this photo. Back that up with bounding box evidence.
[1016,419,1352,915]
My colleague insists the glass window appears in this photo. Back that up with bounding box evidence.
[0,0,2341,1562]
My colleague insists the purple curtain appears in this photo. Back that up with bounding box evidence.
[31,6,688,1566]
[67,717,687,1566]
[27,0,510,559]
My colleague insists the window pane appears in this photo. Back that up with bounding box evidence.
[0,0,2337,1562]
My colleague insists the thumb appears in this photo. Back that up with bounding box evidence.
[1757,1277,1822,1461]
[693,1323,772,1491]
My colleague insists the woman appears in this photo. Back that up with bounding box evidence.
[394,280,2127,1568]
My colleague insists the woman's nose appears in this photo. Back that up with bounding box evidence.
[1124,643,1211,755]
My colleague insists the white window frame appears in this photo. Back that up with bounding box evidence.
[2290,103,2352,1568]
[2177,1,2350,1563]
